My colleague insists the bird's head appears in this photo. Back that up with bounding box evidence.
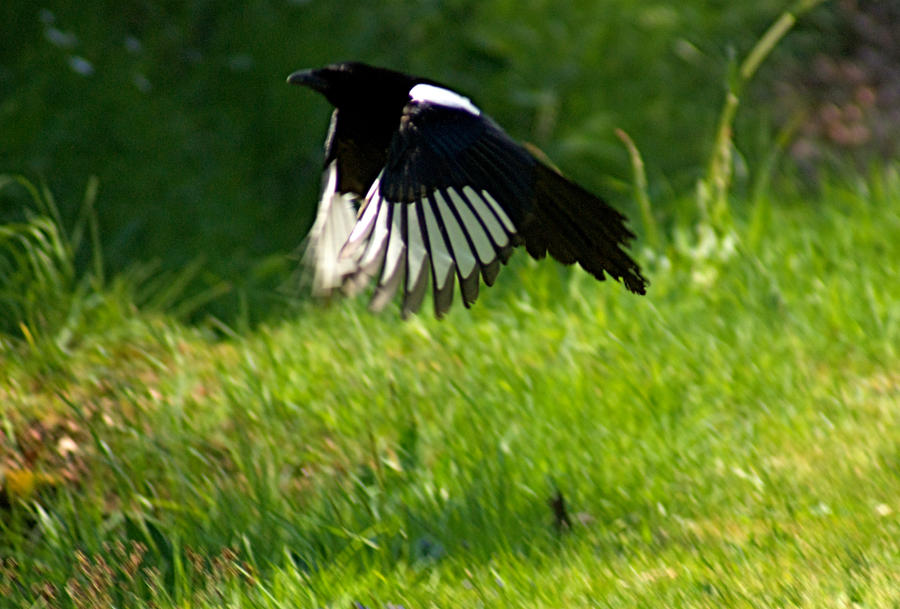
[287,62,417,112]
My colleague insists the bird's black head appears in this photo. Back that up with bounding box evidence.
[287,62,419,112]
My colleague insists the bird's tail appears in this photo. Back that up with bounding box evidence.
[519,163,647,294]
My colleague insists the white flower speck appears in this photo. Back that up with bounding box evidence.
[133,73,152,92]
[68,55,95,76]
[45,27,77,49]
[124,35,142,54]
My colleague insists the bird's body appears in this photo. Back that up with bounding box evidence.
[288,62,646,317]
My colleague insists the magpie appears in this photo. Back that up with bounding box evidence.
[287,62,647,318]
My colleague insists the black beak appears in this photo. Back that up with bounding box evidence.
[286,69,328,92]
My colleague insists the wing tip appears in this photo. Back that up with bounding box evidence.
[523,163,649,297]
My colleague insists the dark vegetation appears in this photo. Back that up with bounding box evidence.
[769,0,900,172]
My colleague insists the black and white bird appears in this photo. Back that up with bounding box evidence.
[288,62,647,318]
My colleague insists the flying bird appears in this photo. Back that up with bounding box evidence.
[288,62,647,318]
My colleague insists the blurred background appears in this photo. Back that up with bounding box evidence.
[1,0,895,322]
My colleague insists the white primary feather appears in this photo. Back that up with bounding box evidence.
[406,205,428,285]
[463,187,510,247]
[446,187,495,264]
[379,206,407,286]
[355,196,391,271]
[303,161,359,294]
[343,176,383,255]
[433,190,478,277]
[421,199,455,289]
[480,190,516,233]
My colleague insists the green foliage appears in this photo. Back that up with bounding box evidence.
[0,175,230,375]
[0,175,103,372]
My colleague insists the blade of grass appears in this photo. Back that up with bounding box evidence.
[615,128,660,252]
[702,0,829,230]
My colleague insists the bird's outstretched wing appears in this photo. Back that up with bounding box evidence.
[339,91,646,317]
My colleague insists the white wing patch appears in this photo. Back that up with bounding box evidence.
[356,195,390,273]
[467,187,512,246]
[480,189,516,233]
[336,175,517,316]
[433,190,478,278]
[379,207,406,287]
[409,83,481,116]
[421,199,455,291]
[447,188,495,264]
[406,209,428,287]
[302,161,360,295]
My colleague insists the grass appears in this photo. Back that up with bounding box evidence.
[2,164,900,607]
[4,3,898,606]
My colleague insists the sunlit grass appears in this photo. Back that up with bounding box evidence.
[2,166,900,607]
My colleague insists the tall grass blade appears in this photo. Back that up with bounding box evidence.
[616,128,660,251]
[747,111,805,249]
[69,175,104,287]
[701,0,829,230]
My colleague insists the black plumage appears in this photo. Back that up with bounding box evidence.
[288,61,647,318]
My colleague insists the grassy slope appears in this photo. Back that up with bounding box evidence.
[3,168,900,607]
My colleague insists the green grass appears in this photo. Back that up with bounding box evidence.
[2,166,900,607]
[2,3,896,605]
